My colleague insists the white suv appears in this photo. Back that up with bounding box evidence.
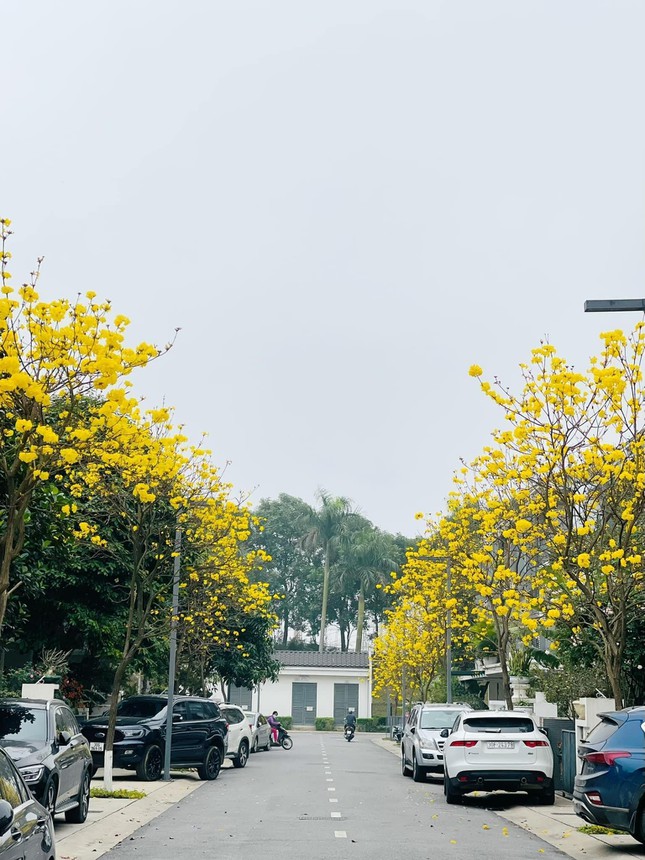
[443,710,554,805]
[401,703,473,781]
[219,704,253,769]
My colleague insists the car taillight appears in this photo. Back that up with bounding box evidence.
[248,723,253,730]
[450,740,478,747]
[523,740,549,748]
[584,751,631,766]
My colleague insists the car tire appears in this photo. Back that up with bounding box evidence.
[401,750,411,777]
[233,740,249,768]
[197,745,222,781]
[252,736,259,753]
[43,777,58,817]
[537,787,555,806]
[444,776,461,804]
[65,769,91,824]
[135,744,163,781]
[412,753,425,782]
[632,800,645,844]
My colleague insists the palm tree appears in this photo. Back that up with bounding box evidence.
[338,529,400,652]
[300,490,358,652]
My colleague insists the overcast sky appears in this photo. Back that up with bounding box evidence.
[3,1,645,536]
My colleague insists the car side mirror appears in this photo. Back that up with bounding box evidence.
[409,726,415,734]
[58,731,72,746]
[172,713,183,723]
[0,800,14,835]
[440,729,450,738]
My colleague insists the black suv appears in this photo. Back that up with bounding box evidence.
[0,697,93,823]
[81,695,227,781]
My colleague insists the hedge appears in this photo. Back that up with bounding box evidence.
[315,717,336,731]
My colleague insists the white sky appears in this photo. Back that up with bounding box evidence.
[3,1,645,536]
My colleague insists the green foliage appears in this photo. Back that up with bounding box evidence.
[577,825,624,836]
[277,715,292,729]
[356,718,380,732]
[425,677,488,710]
[530,662,609,718]
[0,665,40,697]
[315,717,336,731]
[90,788,146,799]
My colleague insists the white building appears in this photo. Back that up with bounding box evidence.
[230,650,372,726]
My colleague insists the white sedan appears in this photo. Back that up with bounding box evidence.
[442,710,554,805]
[244,711,272,753]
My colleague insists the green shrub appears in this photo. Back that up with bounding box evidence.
[90,788,146,799]
[315,717,336,731]
[356,718,379,733]
[277,716,292,729]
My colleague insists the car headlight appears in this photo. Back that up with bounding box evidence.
[420,737,437,751]
[121,727,146,739]
[19,765,45,784]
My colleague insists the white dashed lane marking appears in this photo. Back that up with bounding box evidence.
[335,831,347,839]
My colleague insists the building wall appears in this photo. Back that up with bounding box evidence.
[252,668,371,722]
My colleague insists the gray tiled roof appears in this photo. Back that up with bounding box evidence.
[274,650,369,669]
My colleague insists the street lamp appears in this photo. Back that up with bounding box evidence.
[163,524,183,781]
[416,555,453,704]
[584,299,645,313]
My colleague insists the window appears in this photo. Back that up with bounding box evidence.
[56,706,79,736]
[258,714,267,726]
[117,698,165,719]
[585,717,620,745]
[187,701,209,721]
[222,707,243,724]
[173,701,190,721]
[205,702,220,719]
[464,717,535,734]
[420,709,461,730]
[0,706,47,743]
[0,753,28,807]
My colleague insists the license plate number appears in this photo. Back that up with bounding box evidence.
[486,741,514,750]
[90,742,104,752]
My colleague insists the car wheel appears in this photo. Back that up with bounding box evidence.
[233,740,249,768]
[252,736,259,753]
[444,775,461,805]
[536,787,555,806]
[401,749,411,777]
[412,753,425,782]
[135,744,163,781]
[632,800,645,844]
[43,778,58,817]
[197,746,221,781]
[65,769,91,824]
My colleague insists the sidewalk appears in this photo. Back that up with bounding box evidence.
[371,735,645,860]
[55,765,212,860]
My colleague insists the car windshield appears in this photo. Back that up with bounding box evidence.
[464,716,535,734]
[0,706,47,742]
[420,710,460,730]
[116,699,166,719]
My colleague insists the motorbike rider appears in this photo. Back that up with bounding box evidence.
[267,710,281,744]
[344,708,357,737]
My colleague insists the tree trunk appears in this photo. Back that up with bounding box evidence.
[103,658,129,790]
[355,586,365,652]
[282,609,289,647]
[339,624,346,653]
[493,614,513,710]
[318,549,330,652]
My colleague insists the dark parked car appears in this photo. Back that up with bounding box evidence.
[0,698,92,823]
[0,746,56,859]
[573,706,645,844]
[81,695,227,781]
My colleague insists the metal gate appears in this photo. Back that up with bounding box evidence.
[228,684,252,710]
[561,730,576,796]
[541,718,575,794]
[292,682,317,726]
[333,683,358,725]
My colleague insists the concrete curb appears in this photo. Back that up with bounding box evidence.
[370,736,644,860]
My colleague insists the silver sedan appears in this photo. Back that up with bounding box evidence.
[244,712,272,753]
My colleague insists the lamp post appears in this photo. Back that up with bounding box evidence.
[416,555,453,704]
[163,524,183,781]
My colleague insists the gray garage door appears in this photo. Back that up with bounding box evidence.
[334,683,359,724]
[292,683,317,726]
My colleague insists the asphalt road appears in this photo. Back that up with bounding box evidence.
[101,732,567,860]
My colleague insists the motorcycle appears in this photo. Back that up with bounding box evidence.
[344,724,355,742]
[272,725,293,750]
[392,725,403,743]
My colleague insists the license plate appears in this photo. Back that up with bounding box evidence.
[486,741,514,750]
[90,742,104,752]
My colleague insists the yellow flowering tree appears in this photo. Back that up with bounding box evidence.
[468,329,645,707]
[0,219,169,633]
